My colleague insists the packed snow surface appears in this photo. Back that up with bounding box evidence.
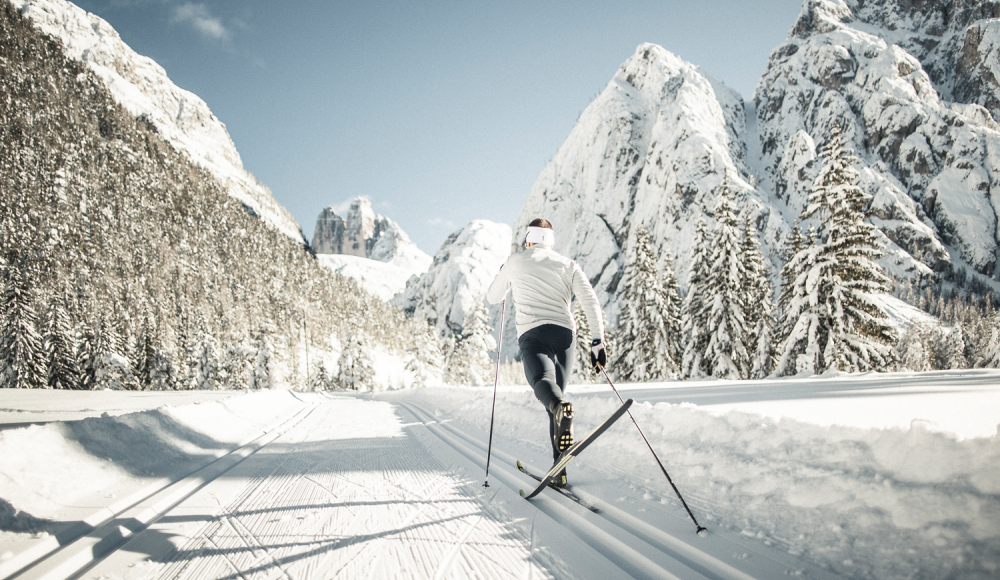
[1,370,998,579]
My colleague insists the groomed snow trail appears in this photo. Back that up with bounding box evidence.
[71,393,561,580]
[4,391,854,579]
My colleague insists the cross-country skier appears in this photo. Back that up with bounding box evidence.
[486,218,607,487]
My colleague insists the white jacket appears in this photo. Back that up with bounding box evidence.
[486,245,605,340]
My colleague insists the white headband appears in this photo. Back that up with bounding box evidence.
[525,226,555,247]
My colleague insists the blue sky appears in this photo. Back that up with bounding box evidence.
[71,0,805,254]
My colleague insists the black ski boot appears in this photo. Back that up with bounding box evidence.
[549,400,574,453]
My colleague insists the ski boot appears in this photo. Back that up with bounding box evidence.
[549,400,574,453]
[548,467,568,489]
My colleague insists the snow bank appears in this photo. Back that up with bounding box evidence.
[385,374,1000,580]
[0,391,308,523]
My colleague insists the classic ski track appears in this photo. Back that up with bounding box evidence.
[137,397,549,580]
[400,401,763,580]
[0,398,321,580]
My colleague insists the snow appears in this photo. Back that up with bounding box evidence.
[316,254,415,301]
[2,372,998,579]
[395,220,512,338]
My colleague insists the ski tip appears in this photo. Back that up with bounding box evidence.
[516,460,523,469]
[519,489,526,498]
[696,526,709,537]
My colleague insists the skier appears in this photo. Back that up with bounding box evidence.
[486,218,607,487]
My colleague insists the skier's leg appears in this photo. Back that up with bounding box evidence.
[518,326,563,408]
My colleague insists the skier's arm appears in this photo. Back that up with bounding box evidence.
[571,263,604,340]
[486,261,511,304]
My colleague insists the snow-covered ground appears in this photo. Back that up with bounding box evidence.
[1,371,998,579]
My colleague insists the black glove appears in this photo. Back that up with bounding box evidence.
[590,338,607,371]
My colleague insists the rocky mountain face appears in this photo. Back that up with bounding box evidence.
[516,43,778,325]
[759,0,1000,279]
[394,220,511,340]
[516,0,1000,331]
[9,0,304,242]
[312,197,431,276]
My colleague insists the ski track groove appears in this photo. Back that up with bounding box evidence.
[401,401,767,580]
[133,398,542,580]
[0,401,321,580]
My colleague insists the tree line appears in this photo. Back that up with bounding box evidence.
[603,124,1000,382]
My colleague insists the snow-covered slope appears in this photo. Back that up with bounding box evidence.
[394,220,511,338]
[758,0,1000,278]
[315,254,415,302]
[517,43,788,325]
[9,0,304,241]
[312,197,431,277]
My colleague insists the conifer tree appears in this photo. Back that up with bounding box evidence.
[43,294,80,390]
[980,324,1000,368]
[445,299,495,386]
[0,262,46,389]
[338,331,375,390]
[898,324,931,371]
[573,305,596,383]
[777,124,896,375]
[612,225,681,381]
[405,320,444,386]
[703,180,749,379]
[742,214,775,379]
[681,218,712,378]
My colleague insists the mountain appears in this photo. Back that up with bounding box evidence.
[9,0,304,242]
[516,43,777,326]
[516,0,1000,335]
[394,220,511,340]
[0,1,427,391]
[312,197,431,276]
[758,0,1000,280]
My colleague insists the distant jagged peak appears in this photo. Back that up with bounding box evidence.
[312,197,431,276]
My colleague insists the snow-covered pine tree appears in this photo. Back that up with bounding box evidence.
[43,293,80,390]
[445,299,495,386]
[660,249,683,371]
[898,324,931,372]
[0,261,46,389]
[405,319,444,387]
[338,331,375,390]
[980,323,1000,368]
[572,304,596,383]
[251,326,275,390]
[777,124,896,375]
[612,225,680,381]
[190,333,221,390]
[703,179,749,379]
[943,327,968,369]
[741,213,775,379]
[777,220,807,344]
[681,218,712,378]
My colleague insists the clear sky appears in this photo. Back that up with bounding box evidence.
[70,0,805,255]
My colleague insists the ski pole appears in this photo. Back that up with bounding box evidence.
[483,297,507,488]
[597,363,707,535]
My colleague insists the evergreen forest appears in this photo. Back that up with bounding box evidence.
[0,4,430,391]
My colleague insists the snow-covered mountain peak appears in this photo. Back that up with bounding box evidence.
[10,0,304,241]
[516,43,779,325]
[394,220,511,339]
[312,197,431,279]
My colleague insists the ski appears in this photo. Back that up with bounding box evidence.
[516,460,598,512]
[519,398,633,501]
